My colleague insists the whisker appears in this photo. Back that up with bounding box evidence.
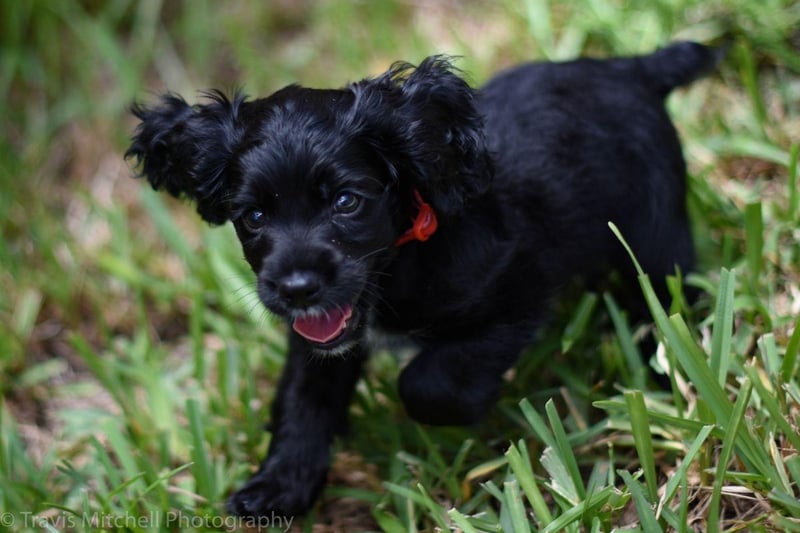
[355,246,390,263]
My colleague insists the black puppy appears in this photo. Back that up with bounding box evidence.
[126,42,717,517]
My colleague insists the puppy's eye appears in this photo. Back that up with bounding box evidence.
[333,192,361,214]
[242,209,266,231]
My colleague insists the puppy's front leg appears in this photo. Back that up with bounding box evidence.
[398,326,531,426]
[228,333,365,517]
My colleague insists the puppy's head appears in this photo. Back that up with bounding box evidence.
[126,57,492,352]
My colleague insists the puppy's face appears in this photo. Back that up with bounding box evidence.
[229,92,400,350]
[126,57,493,353]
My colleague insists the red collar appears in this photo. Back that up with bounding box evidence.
[395,189,438,246]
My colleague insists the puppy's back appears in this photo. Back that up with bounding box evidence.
[475,43,718,291]
[481,41,720,103]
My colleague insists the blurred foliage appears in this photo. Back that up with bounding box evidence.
[0,0,799,531]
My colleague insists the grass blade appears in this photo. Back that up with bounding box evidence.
[102,422,145,496]
[595,399,723,437]
[187,398,215,501]
[604,293,646,390]
[506,440,553,525]
[415,483,450,530]
[540,486,616,533]
[523,0,554,57]
[561,292,598,353]
[661,425,715,507]
[707,379,752,533]
[610,224,781,486]
[769,489,800,517]
[709,268,736,385]
[788,143,799,220]
[372,508,408,533]
[504,479,532,533]
[758,333,781,378]
[744,201,763,290]
[465,456,509,485]
[545,399,585,501]
[519,398,557,450]
[669,315,776,484]
[743,364,800,453]
[618,469,662,532]
[665,315,731,424]
[624,390,658,501]
[138,188,196,264]
[539,445,579,505]
[448,508,480,533]
[780,316,800,383]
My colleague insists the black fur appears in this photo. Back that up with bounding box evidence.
[126,42,719,517]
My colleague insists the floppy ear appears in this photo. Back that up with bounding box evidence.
[351,56,493,216]
[125,90,246,224]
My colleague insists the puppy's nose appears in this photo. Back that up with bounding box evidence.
[277,271,323,307]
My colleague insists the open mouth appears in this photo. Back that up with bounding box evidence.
[292,304,358,348]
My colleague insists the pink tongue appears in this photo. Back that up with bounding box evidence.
[292,306,353,344]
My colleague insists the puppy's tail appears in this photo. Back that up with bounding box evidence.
[639,41,724,97]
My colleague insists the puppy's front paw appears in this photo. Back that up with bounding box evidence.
[227,460,327,518]
[398,354,499,426]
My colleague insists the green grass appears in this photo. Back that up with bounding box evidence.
[2,0,800,531]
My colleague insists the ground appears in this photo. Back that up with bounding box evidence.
[1,1,799,532]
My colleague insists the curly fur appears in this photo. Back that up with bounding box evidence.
[126,42,719,517]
